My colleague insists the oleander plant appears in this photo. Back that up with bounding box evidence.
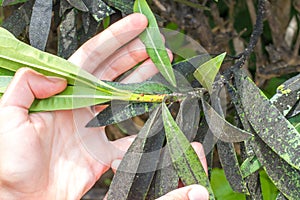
[0,0,299,199]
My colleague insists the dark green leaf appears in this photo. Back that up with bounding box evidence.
[162,102,215,199]
[66,0,88,11]
[209,90,248,194]
[86,101,158,127]
[193,52,226,93]
[58,8,78,59]
[250,135,300,199]
[149,147,178,198]
[201,99,252,142]
[1,1,33,37]
[59,0,73,17]
[288,113,300,132]
[176,97,200,142]
[134,0,176,87]
[234,70,300,170]
[1,0,27,6]
[29,0,52,50]
[240,155,262,178]
[83,0,115,22]
[270,73,300,117]
[104,0,134,14]
[217,141,249,194]
[107,107,165,200]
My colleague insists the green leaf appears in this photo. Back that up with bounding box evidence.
[210,168,246,200]
[134,0,176,87]
[105,0,134,14]
[30,86,117,111]
[193,52,226,93]
[1,0,27,6]
[86,101,159,127]
[0,75,12,93]
[0,27,119,93]
[270,73,300,116]
[250,135,300,199]
[107,107,165,200]
[288,114,300,132]
[201,99,252,142]
[162,102,215,200]
[234,70,300,170]
[240,155,262,178]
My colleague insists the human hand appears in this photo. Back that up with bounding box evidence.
[0,13,208,200]
[0,13,157,200]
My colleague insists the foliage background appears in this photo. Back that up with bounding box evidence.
[0,0,299,199]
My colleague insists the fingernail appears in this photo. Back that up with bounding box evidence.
[47,76,66,83]
[188,185,209,200]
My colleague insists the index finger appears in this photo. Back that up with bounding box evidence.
[68,13,148,73]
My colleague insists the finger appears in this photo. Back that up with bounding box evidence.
[93,38,148,80]
[191,142,208,175]
[157,184,209,200]
[121,49,173,83]
[68,13,148,73]
[0,68,67,109]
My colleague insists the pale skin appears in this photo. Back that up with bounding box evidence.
[0,14,209,200]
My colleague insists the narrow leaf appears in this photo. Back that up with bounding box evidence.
[58,8,78,59]
[1,0,27,6]
[104,80,172,94]
[193,52,226,93]
[270,73,300,116]
[107,107,165,200]
[250,135,300,199]
[240,155,262,178]
[0,27,118,92]
[29,0,52,50]
[2,1,33,37]
[234,70,300,170]
[134,0,176,87]
[162,102,215,199]
[201,99,252,142]
[83,0,115,22]
[105,0,134,14]
[86,101,158,127]
[66,0,89,11]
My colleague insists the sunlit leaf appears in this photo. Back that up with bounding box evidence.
[240,155,262,178]
[29,0,52,50]
[234,70,300,170]
[134,0,176,87]
[0,27,119,92]
[162,102,215,199]
[193,52,226,93]
[107,107,165,200]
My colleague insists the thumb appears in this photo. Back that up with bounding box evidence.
[0,68,67,109]
[157,184,209,200]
